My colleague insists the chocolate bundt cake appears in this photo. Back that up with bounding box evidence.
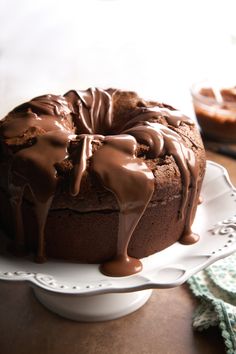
[0,88,206,276]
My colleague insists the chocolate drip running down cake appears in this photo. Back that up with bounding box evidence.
[0,88,206,276]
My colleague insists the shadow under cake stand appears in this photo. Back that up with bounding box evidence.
[0,161,236,322]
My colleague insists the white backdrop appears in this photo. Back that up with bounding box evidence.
[0,0,236,117]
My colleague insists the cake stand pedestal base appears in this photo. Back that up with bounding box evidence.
[32,287,153,322]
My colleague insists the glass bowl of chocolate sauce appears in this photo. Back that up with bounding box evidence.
[191,81,236,143]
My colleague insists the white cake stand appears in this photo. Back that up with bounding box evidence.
[0,161,236,322]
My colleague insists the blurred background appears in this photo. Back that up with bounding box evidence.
[0,0,236,117]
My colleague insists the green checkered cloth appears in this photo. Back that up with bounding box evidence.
[188,253,236,354]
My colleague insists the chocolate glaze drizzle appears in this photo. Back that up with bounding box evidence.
[0,88,201,276]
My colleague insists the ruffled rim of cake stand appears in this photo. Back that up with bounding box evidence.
[0,160,236,296]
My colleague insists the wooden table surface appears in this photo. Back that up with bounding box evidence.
[0,146,235,354]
